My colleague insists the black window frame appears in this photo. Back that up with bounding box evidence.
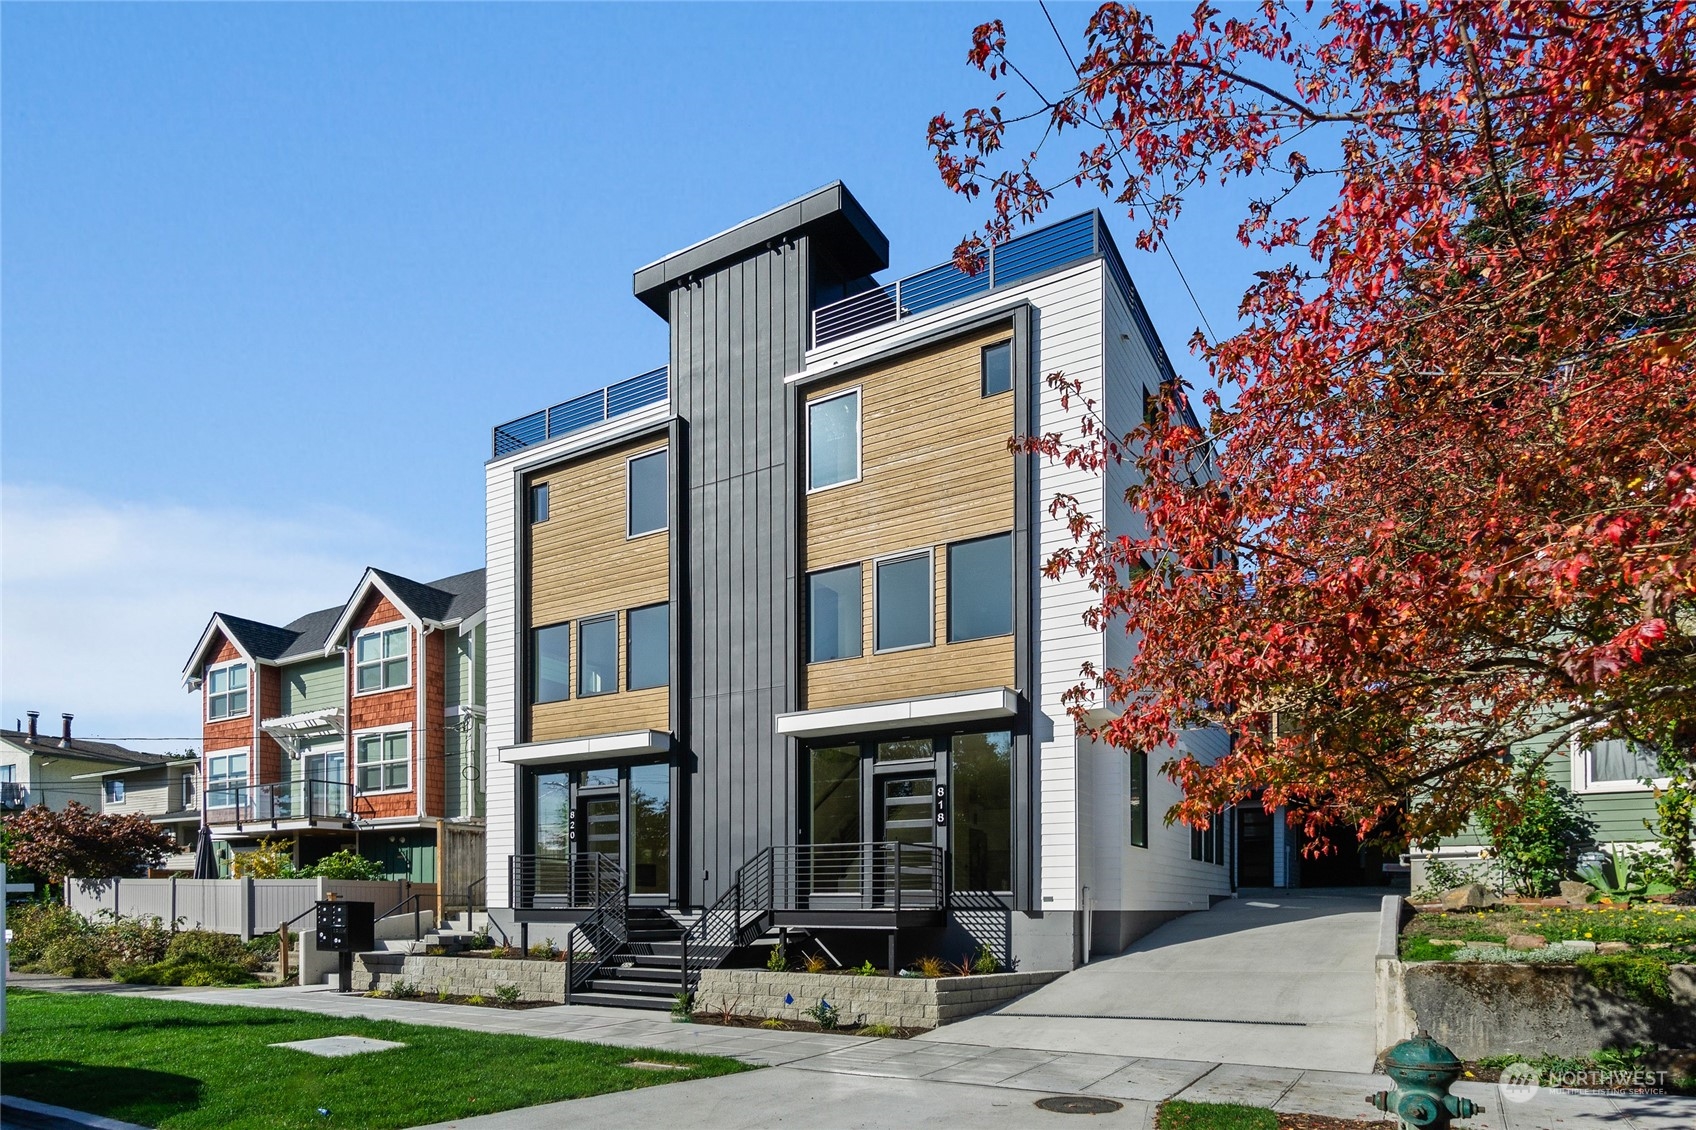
[626,448,668,539]
[980,340,1012,397]
[1129,749,1149,848]
[946,532,1014,643]
[530,622,571,705]
[529,482,550,524]
[577,613,619,698]
[626,602,670,691]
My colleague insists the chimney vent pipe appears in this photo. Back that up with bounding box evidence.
[60,713,73,748]
[27,711,39,743]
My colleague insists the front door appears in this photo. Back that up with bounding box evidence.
[1237,804,1275,886]
[575,787,621,901]
[878,774,939,903]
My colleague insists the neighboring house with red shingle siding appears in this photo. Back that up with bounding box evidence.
[180,568,485,894]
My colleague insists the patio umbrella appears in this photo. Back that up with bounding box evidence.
[192,822,218,879]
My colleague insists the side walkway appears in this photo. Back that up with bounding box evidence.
[9,976,1692,1129]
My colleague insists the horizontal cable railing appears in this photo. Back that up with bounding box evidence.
[491,365,669,459]
[508,852,623,911]
[204,778,349,825]
[811,212,1100,348]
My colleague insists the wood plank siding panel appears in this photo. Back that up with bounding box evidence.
[281,657,342,716]
[803,325,1017,708]
[525,437,670,741]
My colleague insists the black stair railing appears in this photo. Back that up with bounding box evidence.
[564,854,628,994]
[509,852,627,910]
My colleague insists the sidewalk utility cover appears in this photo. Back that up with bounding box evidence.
[270,1036,407,1057]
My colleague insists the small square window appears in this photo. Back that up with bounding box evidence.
[529,483,550,524]
[354,626,410,693]
[105,778,126,804]
[981,341,1012,396]
[807,390,860,491]
[356,731,410,793]
[627,449,668,537]
[207,661,249,720]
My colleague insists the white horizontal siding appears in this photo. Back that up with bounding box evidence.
[483,402,670,908]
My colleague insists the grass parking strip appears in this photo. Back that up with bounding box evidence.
[0,989,750,1130]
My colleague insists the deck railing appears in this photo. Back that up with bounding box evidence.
[204,778,349,826]
[509,852,625,911]
[491,365,669,459]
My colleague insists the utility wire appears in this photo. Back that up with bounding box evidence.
[1036,0,1220,345]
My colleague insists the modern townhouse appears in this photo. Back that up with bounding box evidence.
[180,567,487,895]
[481,184,1233,1007]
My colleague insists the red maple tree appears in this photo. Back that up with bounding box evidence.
[929,1,1696,844]
[2,801,175,886]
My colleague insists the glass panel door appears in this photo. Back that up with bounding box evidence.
[576,791,621,904]
[879,775,937,901]
[628,763,670,897]
[531,770,572,901]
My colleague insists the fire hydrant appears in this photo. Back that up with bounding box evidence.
[1366,1031,1484,1130]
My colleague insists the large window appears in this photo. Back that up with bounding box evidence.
[627,449,668,537]
[1128,750,1148,848]
[355,625,410,693]
[356,730,410,793]
[578,615,618,697]
[531,624,571,704]
[208,751,247,807]
[951,731,1012,891]
[948,533,1013,642]
[629,762,671,897]
[807,389,860,490]
[627,603,669,691]
[874,551,932,652]
[981,341,1012,396]
[808,564,862,662]
[207,661,249,720]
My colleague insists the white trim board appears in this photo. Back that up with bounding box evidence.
[498,729,671,766]
[775,687,1018,738]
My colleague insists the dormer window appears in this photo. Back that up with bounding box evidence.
[207,661,249,720]
[354,624,411,693]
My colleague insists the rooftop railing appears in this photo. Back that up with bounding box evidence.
[810,209,1200,432]
[491,365,669,459]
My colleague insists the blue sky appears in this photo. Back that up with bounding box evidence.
[2,2,1275,749]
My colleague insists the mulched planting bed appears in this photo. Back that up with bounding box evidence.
[363,991,559,1010]
[1276,1116,1381,1130]
[686,1012,924,1039]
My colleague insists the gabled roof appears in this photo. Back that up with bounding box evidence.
[0,729,178,768]
[321,567,486,652]
[182,569,484,681]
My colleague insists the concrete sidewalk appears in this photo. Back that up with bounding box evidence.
[11,975,1694,1128]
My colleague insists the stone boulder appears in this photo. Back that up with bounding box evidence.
[1559,880,1597,905]
[1440,883,1495,910]
[1506,934,1548,951]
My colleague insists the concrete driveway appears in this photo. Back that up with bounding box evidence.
[922,889,1386,1073]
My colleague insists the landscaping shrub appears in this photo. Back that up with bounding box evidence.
[111,954,258,987]
[166,929,261,971]
[37,932,107,978]
[5,901,90,968]
[92,912,171,970]
[300,849,383,880]
[1480,775,1594,897]
[1576,953,1673,1006]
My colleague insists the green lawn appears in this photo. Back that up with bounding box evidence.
[1156,1101,1278,1130]
[0,990,749,1130]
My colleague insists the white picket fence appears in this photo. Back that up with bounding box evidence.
[65,877,436,940]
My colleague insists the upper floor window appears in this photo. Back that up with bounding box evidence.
[948,533,1013,642]
[531,623,571,704]
[355,625,410,694]
[874,550,932,652]
[627,449,668,537]
[1128,750,1148,848]
[206,661,249,720]
[105,778,126,804]
[355,730,410,793]
[981,341,1012,396]
[808,564,862,663]
[807,389,860,491]
[208,751,247,806]
[627,603,670,691]
[529,482,550,524]
[578,615,618,697]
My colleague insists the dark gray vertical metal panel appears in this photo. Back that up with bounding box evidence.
[1011,304,1038,912]
[671,234,810,906]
